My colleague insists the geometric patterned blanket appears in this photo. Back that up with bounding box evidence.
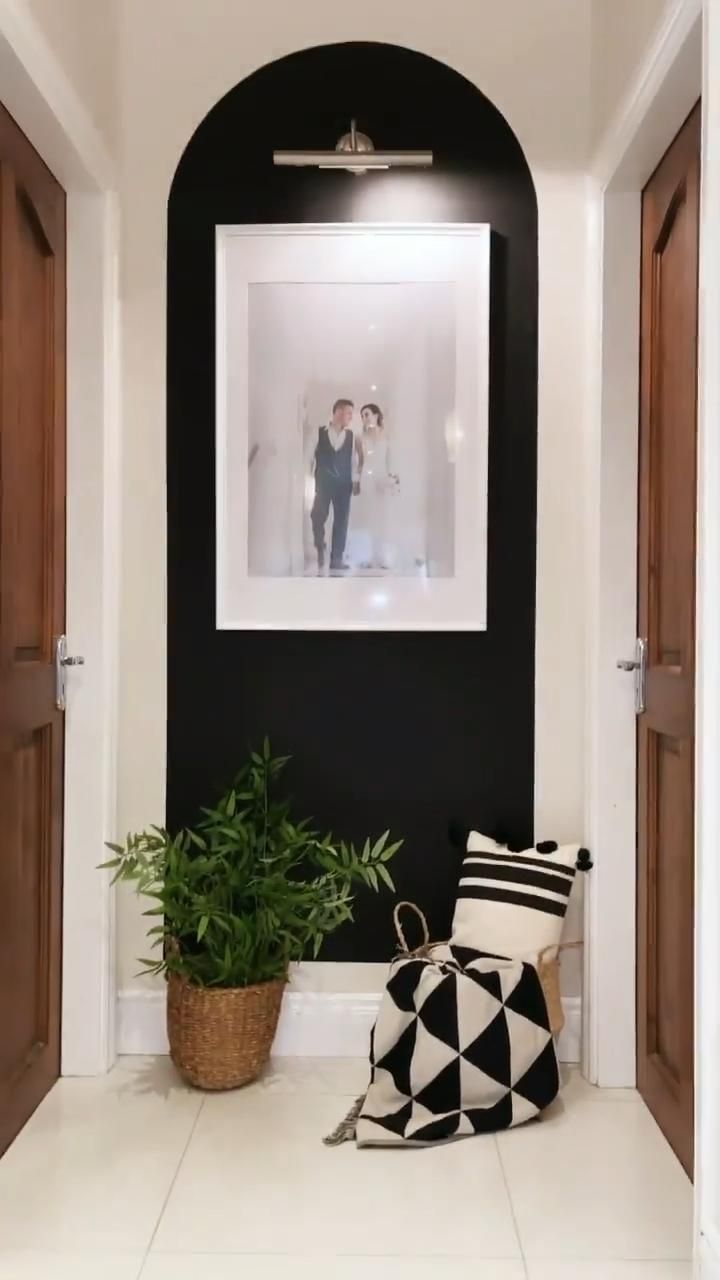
[356,944,559,1147]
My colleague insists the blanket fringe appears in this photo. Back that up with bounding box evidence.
[323,1094,366,1146]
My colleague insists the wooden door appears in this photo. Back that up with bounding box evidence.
[0,104,66,1156]
[637,104,700,1178]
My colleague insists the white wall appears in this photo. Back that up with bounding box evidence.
[112,0,594,999]
[591,0,675,144]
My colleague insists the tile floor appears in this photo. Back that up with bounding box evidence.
[0,1057,693,1279]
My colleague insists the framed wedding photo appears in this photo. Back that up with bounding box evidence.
[215,223,490,631]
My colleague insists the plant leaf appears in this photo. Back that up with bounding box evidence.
[377,864,395,892]
[371,830,390,859]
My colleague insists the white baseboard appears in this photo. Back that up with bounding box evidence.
[117,989,170,1055]
[117,988,582,1063]
[273,992,378,1057]
[558,996,581,1065]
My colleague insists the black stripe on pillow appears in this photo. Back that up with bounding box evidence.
[465,850,576,878]
[456,885,567,917]
[461,861,573,897]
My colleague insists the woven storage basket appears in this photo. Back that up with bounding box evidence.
[167,971,285,1090]
[536,942,582,1037]
[394,903,580,1040]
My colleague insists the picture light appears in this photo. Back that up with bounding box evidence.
[273,119,433,174]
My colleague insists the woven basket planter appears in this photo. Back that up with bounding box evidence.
[167,971,286,1090]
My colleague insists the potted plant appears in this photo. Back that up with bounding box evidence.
[101,741,402,1089]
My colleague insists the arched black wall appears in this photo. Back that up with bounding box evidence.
[167,42,538,961]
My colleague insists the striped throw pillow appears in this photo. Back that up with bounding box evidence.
[451,831,580,959]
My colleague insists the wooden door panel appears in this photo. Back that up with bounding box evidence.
[2,170,56,665]
[652,189,698,687]
[13,187,55,661]
[0,729,53,1076]
[637,104,699,1179]
[645,732,693,1075]
[0,104,65,1156]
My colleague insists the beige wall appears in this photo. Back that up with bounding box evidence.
[113,0,594,995]
[591,0,675,146]
[22,0,679,211]
[24,0,117,157]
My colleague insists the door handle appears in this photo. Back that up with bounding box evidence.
[54,634,85,711]
[616,638,647,715]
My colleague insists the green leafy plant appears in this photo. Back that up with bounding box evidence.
[100,741,402,988]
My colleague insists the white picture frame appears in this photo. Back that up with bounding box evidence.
[216,222,490,631]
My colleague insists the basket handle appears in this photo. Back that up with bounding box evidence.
[393,901,430,953]
[537,939,583,966]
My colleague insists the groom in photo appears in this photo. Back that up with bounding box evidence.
[309,398,362,573]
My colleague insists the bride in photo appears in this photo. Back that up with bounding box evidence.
[351,402,400,572]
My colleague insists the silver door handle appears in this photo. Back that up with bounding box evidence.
[617,638,647,715]
[54,635,85,710]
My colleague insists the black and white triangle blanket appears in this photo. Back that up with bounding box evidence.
[356,944,559,1147]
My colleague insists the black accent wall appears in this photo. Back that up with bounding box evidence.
[167,42,538,962]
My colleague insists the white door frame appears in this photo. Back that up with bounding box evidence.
[0,2,120,1075]
[584,0,703,1092]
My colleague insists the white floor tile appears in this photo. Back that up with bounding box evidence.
[0,1255,143,1280]
[498,1099,693,1261]
[0,1056,697,1273]
[152,1090,521,1258]
[257,1056,369,1096]
[527,1263,693,1279]
[0,1058,202,1253]
[559,1066,639,1104]
[141,1256,526,1279]
[260,1063,640,1104]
